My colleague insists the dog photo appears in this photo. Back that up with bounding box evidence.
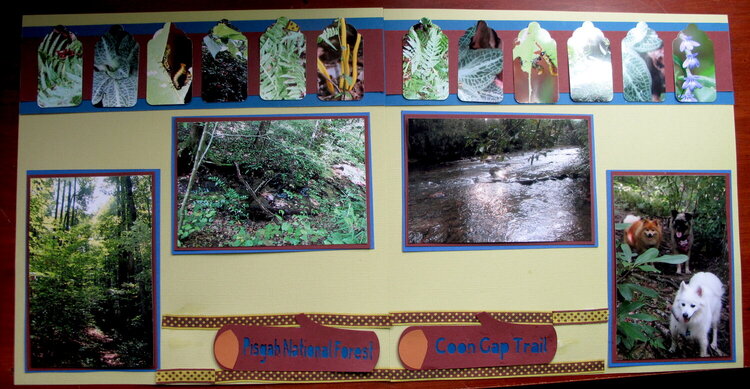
[610,172,732,363]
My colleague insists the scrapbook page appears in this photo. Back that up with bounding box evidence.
[14,7,742,385]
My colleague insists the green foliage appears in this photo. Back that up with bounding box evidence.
[403,18,449,100]
[410,117,589,165]
[260,17,306,100]
[201,20,248,103]
[177,118,369,248]
[178,199,217,241]
[27,175,153,368]
[37,25,83,108]
[512,22,557,103]
[622,22,663,102]
[92,25,139,107]
[613,175,727,255]
[513,22,557,76]
[457,24,503,103]
[615,223,687,357]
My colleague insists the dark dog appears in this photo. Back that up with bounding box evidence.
[671,210,694,274]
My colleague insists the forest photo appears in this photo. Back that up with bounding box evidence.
[611,172,732,362]
[26,172,156,370]
[174,116,371,251]
[405,114,593,247]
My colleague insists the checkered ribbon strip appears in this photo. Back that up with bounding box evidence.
[161,309,608,329]
[155,361,605,384]
[162,313,393,329]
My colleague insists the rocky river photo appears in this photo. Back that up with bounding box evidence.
[405,115,593,246]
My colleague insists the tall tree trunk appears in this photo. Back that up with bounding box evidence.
[178,122,218,230]
[53,178,61,220]
[63,180,73,230]
[70,177,77,227]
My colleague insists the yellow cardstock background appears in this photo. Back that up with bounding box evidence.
[15,8,743,385]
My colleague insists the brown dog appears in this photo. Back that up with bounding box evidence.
[624,215,663,253]
[671,210,694,274]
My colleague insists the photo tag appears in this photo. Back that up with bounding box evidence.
[260,17,306,101]
[147,23,193,105]
[202,20,248,103]
[457,20,503,103]
[567,22,613,103]
[673,24,716,103]
[317,18,364,101]
[622,22,665,102]
[37,25,83,108]
[512,22,559,103]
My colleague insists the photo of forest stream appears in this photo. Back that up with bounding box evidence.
[27,173,155,369]
[406,116,592,245]
[175,116,370,250]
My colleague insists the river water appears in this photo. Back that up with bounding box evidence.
[407,146,592,244]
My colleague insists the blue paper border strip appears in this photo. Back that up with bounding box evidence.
[605,170,736,367]
[384,20,729,32]
[24,169,161,373]
[170,112,375,255]
[401,110,598,252]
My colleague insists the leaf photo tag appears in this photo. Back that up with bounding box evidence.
[458,20,503,103]
[398,312,557,370]
[673,24,716,103]
[202,19,248,103]
[146,23,193,105]
[402,17,449,100]
[213,314,380,372]
[317,18,364,101]
[567,22,613,103]
[37,25,83,108]
[512,22,559,104]
[260,17,305,101]
[93,25,139,108]
[622,22,665,102]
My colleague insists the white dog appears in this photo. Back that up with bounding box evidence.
[669,272,724,357]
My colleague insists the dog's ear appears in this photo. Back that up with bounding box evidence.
[696,286,703,297]
[679,281,687,292]
[685,212,693,221]
[672,210,678,218]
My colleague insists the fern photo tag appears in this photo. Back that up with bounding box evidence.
[317,18,364,101]
[457,20,503,103]
[567,22,613,103]
[402,17,449,100]
[512,22,559,104]
[146,23,193,106]
[92,25,139,108]
[37,25,83,108]
[202,20,248,103]
[673,24,716,103]
[260,17,305,101]
[622,22,665,102]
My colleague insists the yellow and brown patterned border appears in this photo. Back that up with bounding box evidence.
[161,309,608,329]
[156,361,605,384]
[162,313,393,329]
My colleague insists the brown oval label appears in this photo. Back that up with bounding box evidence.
[213,314,379,372]
[398,312,557,370]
